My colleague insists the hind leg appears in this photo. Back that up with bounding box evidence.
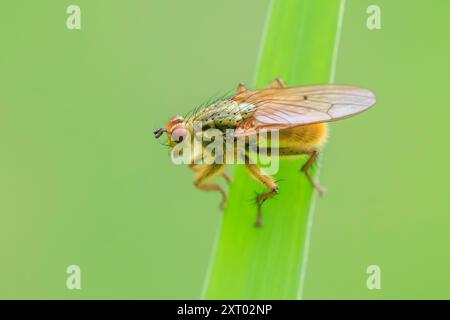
[279,147,326,195]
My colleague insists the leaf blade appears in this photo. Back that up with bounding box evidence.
[204,0,346,300]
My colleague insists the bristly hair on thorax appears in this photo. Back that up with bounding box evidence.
[183,88,238,122]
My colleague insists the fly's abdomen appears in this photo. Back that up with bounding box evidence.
[279,123,328,148]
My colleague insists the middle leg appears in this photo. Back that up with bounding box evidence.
[245,163,278,227]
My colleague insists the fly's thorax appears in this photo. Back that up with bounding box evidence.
[191,99,257,131]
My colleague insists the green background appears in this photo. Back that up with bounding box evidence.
[1,0,449,299]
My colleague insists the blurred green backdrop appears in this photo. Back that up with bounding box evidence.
[0,0,449,299]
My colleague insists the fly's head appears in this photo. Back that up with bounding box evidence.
[154,115,191,148]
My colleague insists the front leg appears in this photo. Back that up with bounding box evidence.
[189,148,231,184]
[190,164,231,184]
[193,164,228,209]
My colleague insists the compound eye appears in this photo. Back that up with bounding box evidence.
[171,127,188,142]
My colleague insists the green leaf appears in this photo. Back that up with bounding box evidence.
[203,0,346,299]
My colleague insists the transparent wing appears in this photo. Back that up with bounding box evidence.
[232,84,376,136]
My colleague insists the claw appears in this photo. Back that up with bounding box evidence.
[317,186,327,196]
[219,199,227,210]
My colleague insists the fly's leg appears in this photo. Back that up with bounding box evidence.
[189,164,203,172]
[270,77,286,88]
[190,164,231,184]
[245,163,278,227]
[279,147,326,195]
[193,164,228,209]
[222,172,232,184]
[301,149,326,195]
[237,82,247,93]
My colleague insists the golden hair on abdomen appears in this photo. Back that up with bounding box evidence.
[278,123,328,149]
